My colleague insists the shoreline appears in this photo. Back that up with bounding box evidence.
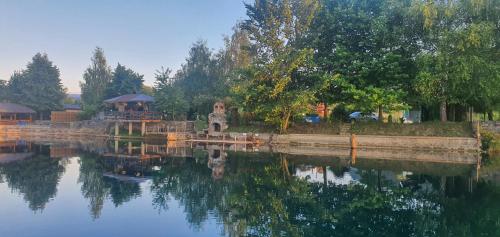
[1,123,481,151]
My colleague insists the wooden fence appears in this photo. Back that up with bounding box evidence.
[51,111,80,123]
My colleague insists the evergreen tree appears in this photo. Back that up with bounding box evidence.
[174,40,228,117]
[0,79,8,102]
[80,47,112,115]
[105,63,144,98]
[153,67,188,120]
[8,53,65,118]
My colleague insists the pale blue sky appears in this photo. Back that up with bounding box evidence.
[0,0,248,93]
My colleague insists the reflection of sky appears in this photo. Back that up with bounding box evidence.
[295,166,361,185]
[0,157,222,237]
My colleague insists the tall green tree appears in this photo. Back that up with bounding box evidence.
[174,40,228,117]
[8,53,65,118]
[233,0,321,132]
[310,0,419,121]
[0,79,8,102]
[105,63,144,98]
[413,0,500,121]
[80,47,112,115]
[154,67,189,120]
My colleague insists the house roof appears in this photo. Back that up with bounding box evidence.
[104,94,154,104]
[63,104,82,110]
[0,103,36,114]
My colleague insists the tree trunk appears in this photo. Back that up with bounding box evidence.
[450,104,455,122]
[440,101,447,122]
[488,110,494,121]
[280,111,292,133]
[378,105,383,122]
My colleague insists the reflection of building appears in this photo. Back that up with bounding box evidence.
[0,140,34,164]
[208,102,227,137]
[207,145,226,179]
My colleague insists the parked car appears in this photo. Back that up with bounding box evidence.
[349,111,378,122]
[304,114,321,124]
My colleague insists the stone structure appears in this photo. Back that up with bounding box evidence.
[207,145,226,180]
[481,121,500,134]
[208,102,227,136]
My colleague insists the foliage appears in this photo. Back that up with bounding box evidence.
[153,67,189,120]
[7,53,66,116]
[173,40,229,118]
[105,63,144,98]
[309,0,418,120]
[0,79,8,101]
[331,104,350,122]
[413,0,500,121]
[0,151,65,211]
[80,47,112,116]
[232,0,321,132]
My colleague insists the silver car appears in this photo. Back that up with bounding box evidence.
[349,111,378,122]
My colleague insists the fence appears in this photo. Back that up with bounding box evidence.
[104,111,162,121]
[51,111,80,123]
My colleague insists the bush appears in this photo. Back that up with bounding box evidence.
[330,104,350,122]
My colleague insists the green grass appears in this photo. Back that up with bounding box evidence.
[351,121,473,137]
[194,119,208,132]
[287,122,341,135]
[482,131,500,155]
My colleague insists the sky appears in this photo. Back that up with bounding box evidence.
[0,0,248,93]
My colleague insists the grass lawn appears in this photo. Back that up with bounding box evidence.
[226,121,474,137]
[351,121,473,137]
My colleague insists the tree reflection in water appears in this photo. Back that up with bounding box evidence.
[78,153,142,219]
[150,151,500,237]
[1,142,499,236]
[0,145,65,212]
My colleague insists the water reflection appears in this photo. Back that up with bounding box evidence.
[0,141,66,211]
[0,138,498,236]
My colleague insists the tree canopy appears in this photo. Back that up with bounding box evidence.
[80,47,112,115]
[7,53,66,116]
[105,63,144,99]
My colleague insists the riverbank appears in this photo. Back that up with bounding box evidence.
[0,121,485,151]
[269,134,479,151]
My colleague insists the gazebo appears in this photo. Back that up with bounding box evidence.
[103,94,160,121]
[0,103,36,125]
[103,94,160,136]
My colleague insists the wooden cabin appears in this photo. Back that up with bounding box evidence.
[0,103,36,125]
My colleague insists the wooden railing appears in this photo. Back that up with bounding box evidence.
[104,111,162,121]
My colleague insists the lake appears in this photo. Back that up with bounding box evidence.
[0,139,499,237]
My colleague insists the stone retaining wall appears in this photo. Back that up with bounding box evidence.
[272,134,479,151]
[481,121,500,133]
[0,125,109,139]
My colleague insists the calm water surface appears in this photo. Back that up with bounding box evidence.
[0,140,499,237]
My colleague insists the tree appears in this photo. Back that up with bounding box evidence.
[310,0,419,121]
[0,153,66,211]
[413,0,500,121]
[173,40,229,117]
[233,0,321,132]
[8,53,65,118]
[105,63,144,98]
[0,79,8,101]
[153,67,189,120]
[80,47,112,115]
